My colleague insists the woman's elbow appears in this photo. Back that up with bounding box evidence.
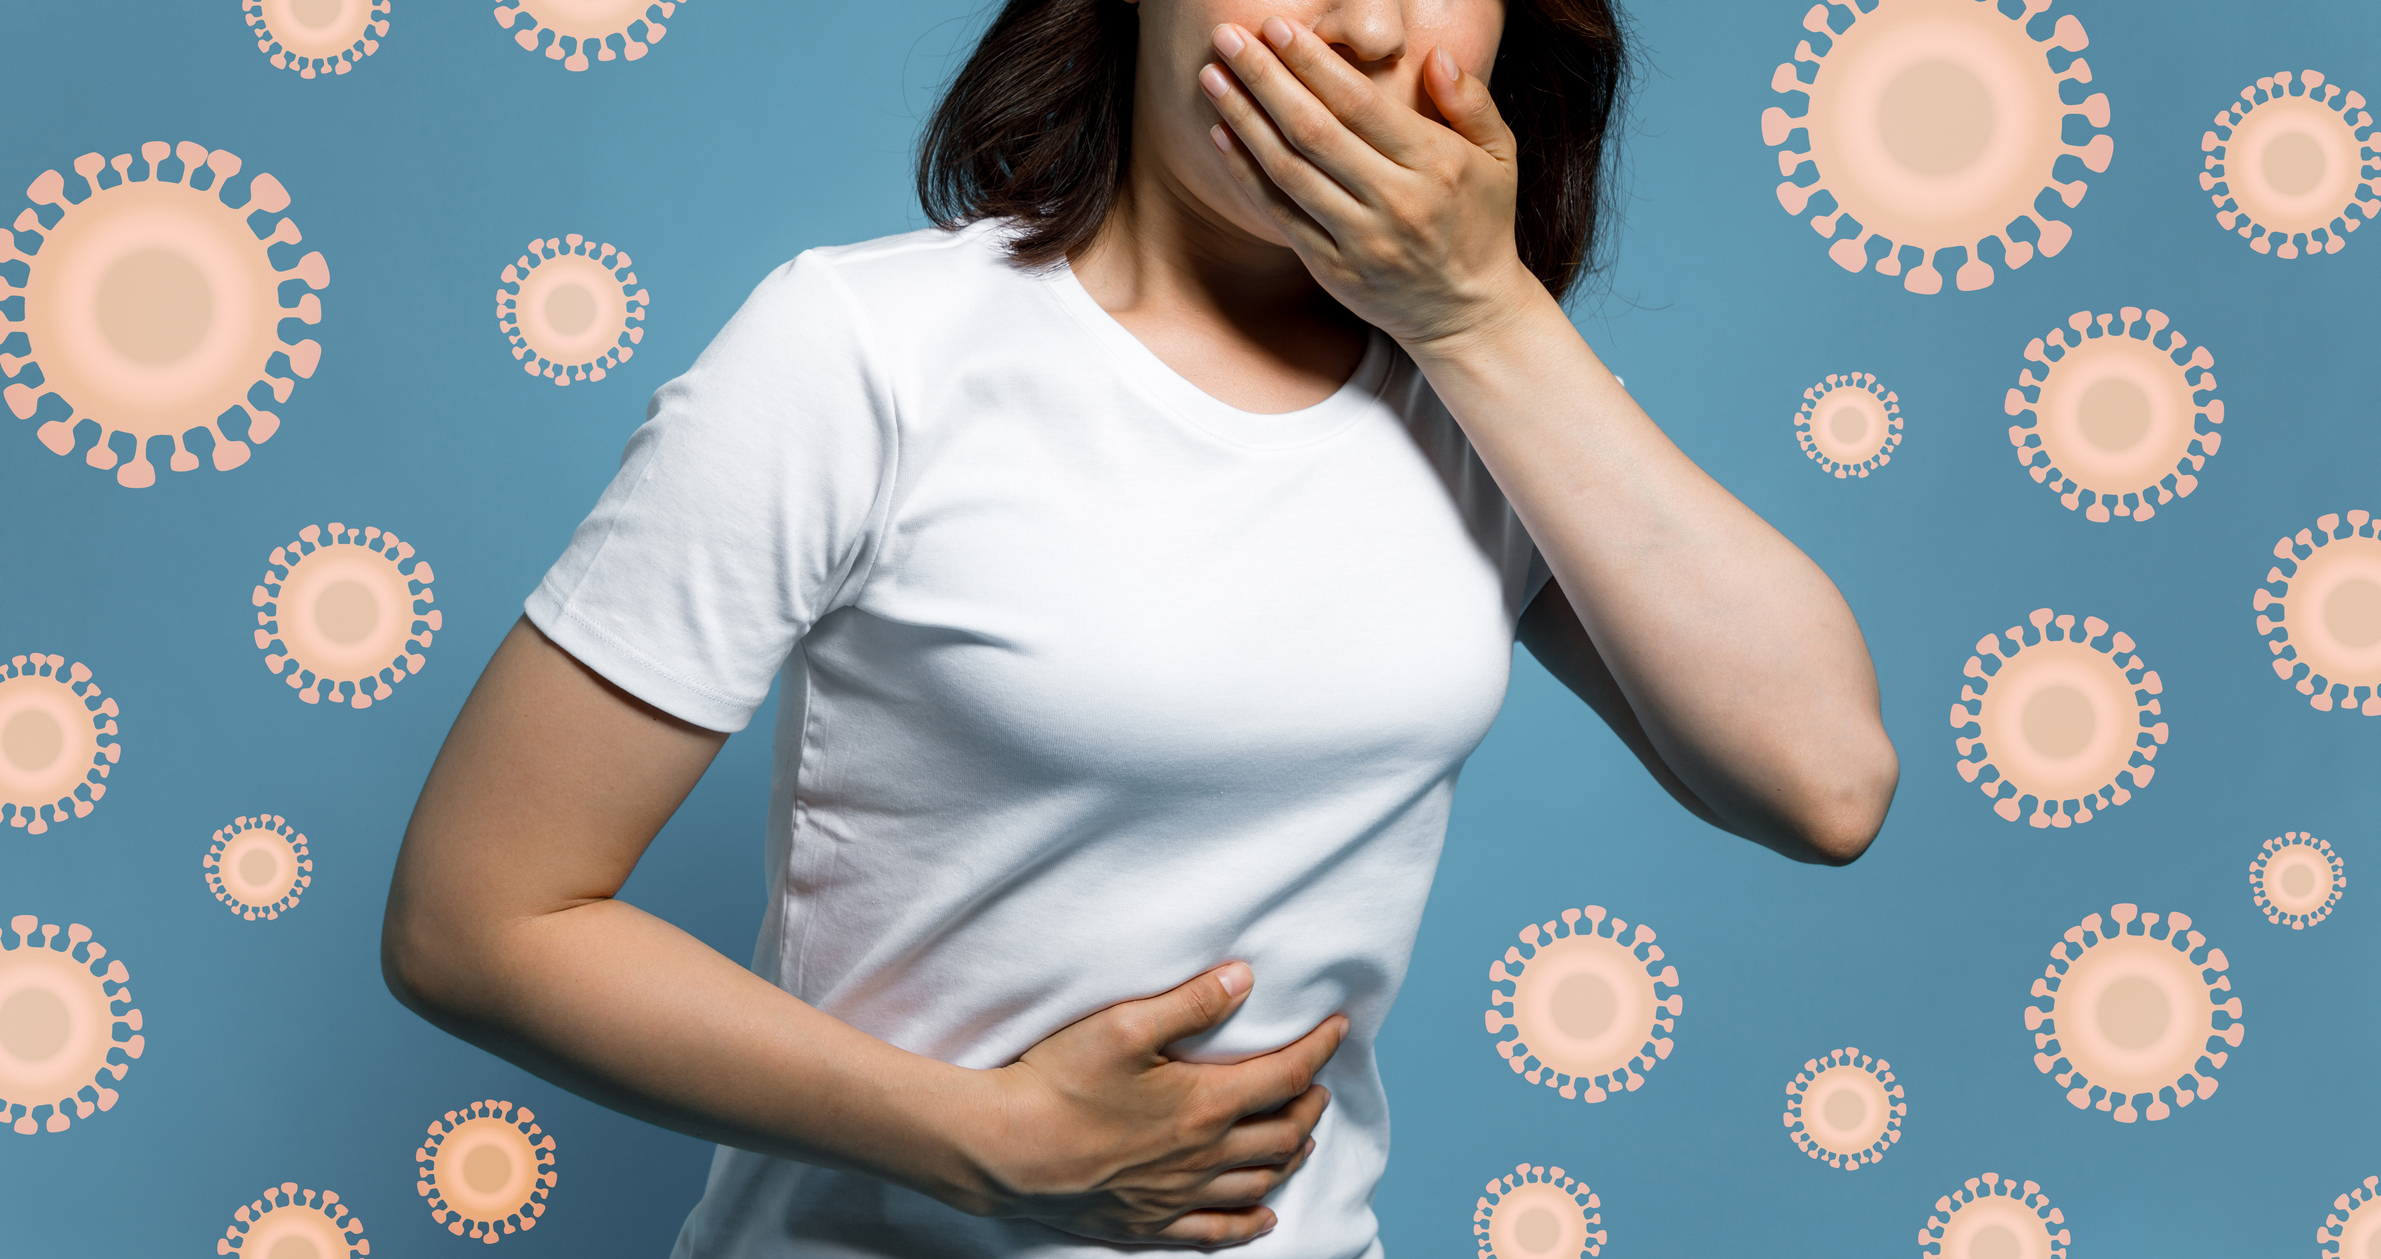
[1790,733,1899,866]
[379,893,468,1020]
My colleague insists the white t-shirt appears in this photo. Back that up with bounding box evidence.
[524,218,1551,1259]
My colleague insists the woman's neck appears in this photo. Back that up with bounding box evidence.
[1066,177,1371,415]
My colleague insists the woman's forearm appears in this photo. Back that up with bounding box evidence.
[384,867,997,1211]
[1407,278,1899,858]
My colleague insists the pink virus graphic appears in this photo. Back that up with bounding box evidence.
[1951,608,2166,828]
[2024,902,2241,1123]
[494,0,680,72]
[0,654,119,837]
[2257,510,2381,715]
[1783,1046,1905,1170]
[2203,70,2377,259]
[417,1099,558,1243]
[497,234,646,385]
[217,1182,368,1259]
[1795,372,1903,478]
[254,522,440,708]
[2004,308,2222,523]
[1,142,328,487]
[1474,1163,1602,1259]
[1485,905,1681,1104]
[0,916,142,1135]
[1918,1173,2068,1259]
[1761,0,2114,294]
[2321,1175,2381,1259]
[2251,831,2343,929]
[244,0,391,79]
[204,814,313,921]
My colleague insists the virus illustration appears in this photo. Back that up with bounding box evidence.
[1,141,328,487]
[1918,1173,2068,1259]
[204,815,313,921]
[1951,608,2166,828]
[1474,1163,1602,1259]
[253,522,440,708]
[2257,510,2381,715]
[1783,1045,1905,1170]
[1794,372,1903,478]
[244,0,391,79]
[2250,832,2344,929]
[2202,69,2377,259]
[0,654,119,837]
[1762,0,2114,294]
[417,1099,559,1243]
[2321,1175,2381,1259]
[495,1,680,72]
[0,916,142,1135]
[2002,308,2222,523]
[497,234,646,385]
[217,1182,368,1259]
[2024,902,2241,1123]
[1485,905,1681,1104]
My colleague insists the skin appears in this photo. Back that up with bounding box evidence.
[384,0,1900,1250]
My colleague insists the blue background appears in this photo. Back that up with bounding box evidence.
[0,0,2374,1254]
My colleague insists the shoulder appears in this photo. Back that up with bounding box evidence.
[782,218,1038,309]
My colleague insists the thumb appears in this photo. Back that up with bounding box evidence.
[1122,962,1254,1052]
[1425,45,1512,159]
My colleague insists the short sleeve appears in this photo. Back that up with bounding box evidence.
[525,250,897,733]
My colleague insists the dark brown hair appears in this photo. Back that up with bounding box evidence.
[917,0,1631,302]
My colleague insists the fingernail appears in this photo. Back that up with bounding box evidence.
[1218,961,1252,996]
[1200,63,1231,99]
[1262,16,1297,49]
[1434,47,1458,81]
[1209,123,1231,154]
[1212,23,1245,57]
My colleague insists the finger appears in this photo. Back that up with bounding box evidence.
[1211,1085,1330,1171]
[1205,120,1341,258]
[1113,961,1254,1053]
[1209,24,1390,198]
[1197,1136,1317,1209]
[1424,44,1516,161]
[1202,1013,1349,1119]
[1152,1205,1276,1248]
[1253,15,1434,168]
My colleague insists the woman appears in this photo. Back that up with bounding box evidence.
[382,1,1899,1255]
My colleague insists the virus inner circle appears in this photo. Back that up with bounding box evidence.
[1970,1224,2020,1259]
[95,246,214,365]
[0,986,69,1062]
[314,579,381,646]
[2,709,64,773]
[2261,130,2325,196]
[1822,1084,1865,1128]
[2326,578,2381,649]
[289,0,345,28]
[1549,971,1618,1040]
[544,282,598,336]
[2019,683,2095,760]
[2281,864,2315,897]
[269,1235,321,1259]
[1829,405,1869,445]
[1877,59,1995,178]
[2094,974,2170,1050]
[1514,1207,1559,1251]
[239,848,277,885]
[2075,377,2151,452]
[466,1142,513,1193]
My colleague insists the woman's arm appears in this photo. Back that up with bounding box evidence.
[1200,21,1898,863]
[382,616,1346,1246]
